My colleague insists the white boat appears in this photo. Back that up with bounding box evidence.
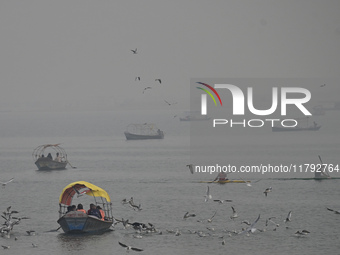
[124,123,164,140]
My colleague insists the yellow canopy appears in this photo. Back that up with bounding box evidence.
[59,181,111,206]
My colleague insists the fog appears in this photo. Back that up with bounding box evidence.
[0,1,339,113]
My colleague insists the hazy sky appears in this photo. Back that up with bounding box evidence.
[1,0,339,112]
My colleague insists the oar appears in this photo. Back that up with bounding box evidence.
[67,161,77,169]
[46,226,61,232]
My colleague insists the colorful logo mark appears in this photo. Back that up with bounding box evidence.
[196,82,222,106]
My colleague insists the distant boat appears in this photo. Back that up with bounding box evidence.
[199,180,250,184]
[124,123,164,140]
[179,111,210,121]
[57,181,113,234]
[272,117,321,132]
[315,155,331,179]
[32,144,68,170]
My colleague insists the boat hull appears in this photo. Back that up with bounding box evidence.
[199,180,250,184]
[35,157,67,170]
[57,211,112,234]
[124,131,164,140]
[272,126,321,132]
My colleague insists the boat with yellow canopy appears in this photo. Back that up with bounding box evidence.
[57,181,113,234]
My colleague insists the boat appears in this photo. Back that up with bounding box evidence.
[199,180,250,184]
[314,155,331,179]
[179,111,210,121]
[57,181,113,234]
[124,123,164,140]
[32,144,69,170]
[272,117,321,132]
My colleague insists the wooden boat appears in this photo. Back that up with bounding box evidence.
[199,180,250,184]
[272,117,321,132]
[124,123,164,140]
[32,144,68,170]
[57,181,113,234]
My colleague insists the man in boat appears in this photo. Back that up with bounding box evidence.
[87,204,101,218]
[97,206,105,220]
[214,172,228,182]
[77,204,87,214]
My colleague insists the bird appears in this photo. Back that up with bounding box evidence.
[131,48,137,54]
[284,211,292,223]
[135,77,141,81]
[266,217,279,227]
[183,212,196,219]
[213,199,233,204]
[327,207,340,214]
[0,178,14,188]
[186,164,194,174]
[26,230,36,235]
[1,245,10,249]
[207,211,217,223]
[241,220,250,226]
[294,230,310,236]
[142,87,152,94]
[164,100,177,106]
[32,243,38,248]
[118,241,143,252]
[204,186,212,202]
[239,214,260,235]
[320,84,326,87]
[263,187,272,197]
[155,79,161,84]
[230,206,238,219]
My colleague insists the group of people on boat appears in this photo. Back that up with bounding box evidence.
[66,203,105,220]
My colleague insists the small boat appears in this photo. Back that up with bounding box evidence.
[32,144,69,170]
[57,181,113,234]
[124,123,164,140]
[199,180,250,184]
[315,155,331,179]
[179,111,210,121]
[272,117,321,132]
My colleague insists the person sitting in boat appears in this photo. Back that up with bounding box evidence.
[47,153,53,160]
[54,152,62,162]
[87,204,101,218]
[77,204,87,214]
[214,172,228,182]
[97,205,105,220]
[313,121,318,128]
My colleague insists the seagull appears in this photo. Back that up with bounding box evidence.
[121,198,133,205]
[0,178,14,188]
[118,241,143,252]
[142,87,152,93]
[327,207,340,214]
[204,186,212,202]
[1,245,10,249]
[263,187,272,197]
[26,230,36,235]
[284,211,292,223]
[207,211,217,223]
[183,212,196,219]
[239,214,260,235]
[186,164,194,174]
[155,79,161,84]
[213,199,233,204]
[241,220,250,226]
[320,84,326,87]
[164,100,177,106]
[266,217,279,227]
[135,77,141,81]
[230,206,238,220]
[294,230,310,237]
[32,243,38,248]
[131,48,137,54]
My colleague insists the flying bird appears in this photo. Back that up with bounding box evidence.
[207,211,217,223]
[213,199,233,204]
[118,241,143,252]
[142,87,152,94]
[135,77,141,81]
[0,178,14,188]
[183,212,196,219]
[263,187,272,197]
[239,214,260,235]
[327,207,340,214]
[164,100,177,106]
[284,211,292,223]
[320,84,326,87]
[230,206,238,219]
[155,79,161,84]
[186,164,194,174]
[131,48,137,54]
[294,230,310,236]
[204,186,212,202]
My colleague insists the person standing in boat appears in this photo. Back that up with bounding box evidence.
[47,153,53,160]
[214,172,228,181]
[55,152,62,162]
